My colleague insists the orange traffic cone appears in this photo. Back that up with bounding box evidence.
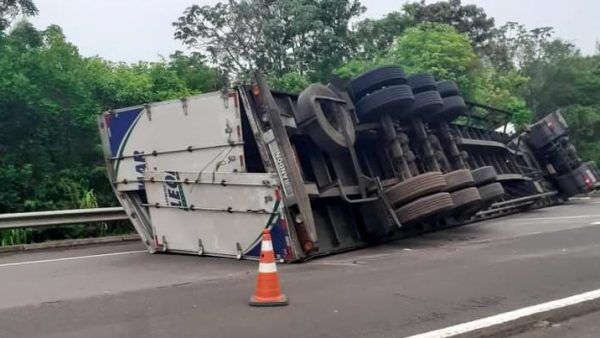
[249,229,289,307]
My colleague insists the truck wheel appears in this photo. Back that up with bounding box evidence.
[478,182,505,204]
[526,112,569,150]
[408,73,437,94]
[386,171,447,206]
[450,187,482,211]
[398,132,410,144]
[435,150,449,164]
[297,84,356,153]
[471,166,497,186]
[398,90,443,120]
[396,192,455,224]
[430,96,467,122]
[444,169,475,192]
[405,150,416,162]
[348,66,408,102]
[555,163,598,197]
[355,85,414,122]
[527,123,559,150]
[436,80,460,97]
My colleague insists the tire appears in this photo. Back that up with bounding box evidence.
[436,80,460,97]
[478,182,505,204]
[460,151,470,164]
[444,169,475,192]
[348,66,408,102]
[398,90,443,120]
[355,85,414,122]
[526,112,569,150]
[296,84,356,153]
[408,73,437,94]
[450,187,482,211]
[435,150,448,164]
[544,140,581,174]
[386,171,447,206]
[555,171,583,197]
[471,166,497,186]
[397,132,410,144]
[428,134,442,149]
[555,163,597,197]
[405,150,416,162]
[527,123,555,150]
[564,144,583,170]
[396,192,455,224]
[430,95,468,122]
[527,122,565,150]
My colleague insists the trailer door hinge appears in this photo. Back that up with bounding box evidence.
[198,239,204,255]
[225,119,235,144]
[181,98,189,116]
[144,104,152,121]
[161,235,168,252]
[236,242,243,260]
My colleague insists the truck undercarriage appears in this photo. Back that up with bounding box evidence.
[98,67,598,261]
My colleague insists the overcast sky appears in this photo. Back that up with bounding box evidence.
[29,0,599,63]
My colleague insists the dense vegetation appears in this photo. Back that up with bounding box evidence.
[174,0,599,149]
[1,0,598,245]
[0,1,219,244]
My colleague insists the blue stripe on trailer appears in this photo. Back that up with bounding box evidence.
[106,108,143,156]
[246,218,290,260]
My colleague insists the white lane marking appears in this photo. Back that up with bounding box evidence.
[515,214,600,221]
[591,221,600,225]
[0,250,147,268]
[404,288,600,338]
[570,197,591,200]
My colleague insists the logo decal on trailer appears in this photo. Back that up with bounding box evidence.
[133,151,146,190]
[163,172,188,208]
[106,108,145,189]
[268,142,293,198]
[106,108,144,157]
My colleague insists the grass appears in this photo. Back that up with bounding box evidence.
[0,187,133,247]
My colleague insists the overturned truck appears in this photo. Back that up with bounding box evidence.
[98,67,598,262]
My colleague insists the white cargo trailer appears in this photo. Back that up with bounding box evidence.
[99,89,301,260]
[99,71,593,262]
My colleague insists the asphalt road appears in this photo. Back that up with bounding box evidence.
[1,198,600,338]
[513,309,600,338]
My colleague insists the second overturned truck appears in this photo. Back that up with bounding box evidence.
[98,67,598,262]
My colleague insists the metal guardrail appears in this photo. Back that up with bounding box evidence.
[0,207,129,230]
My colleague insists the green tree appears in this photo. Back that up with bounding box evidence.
[484,22,581,118]
[173,0,364,82]
[0,24,101,212]
[403,0,495,50]
[385,23,482,98]
[337,23,531,125]
[562,105,600,165]
[0,22,218,214]
[0,21,219,245]
[352,11,413,60]
[0,0,37,30]
[334,57,379,79]
[351,0,495,61]
[268,71,310,93]
[486,22,557,71]
[337,23,483,95]
[168,51,219,92]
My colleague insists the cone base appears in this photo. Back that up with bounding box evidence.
[249,294,289,307]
